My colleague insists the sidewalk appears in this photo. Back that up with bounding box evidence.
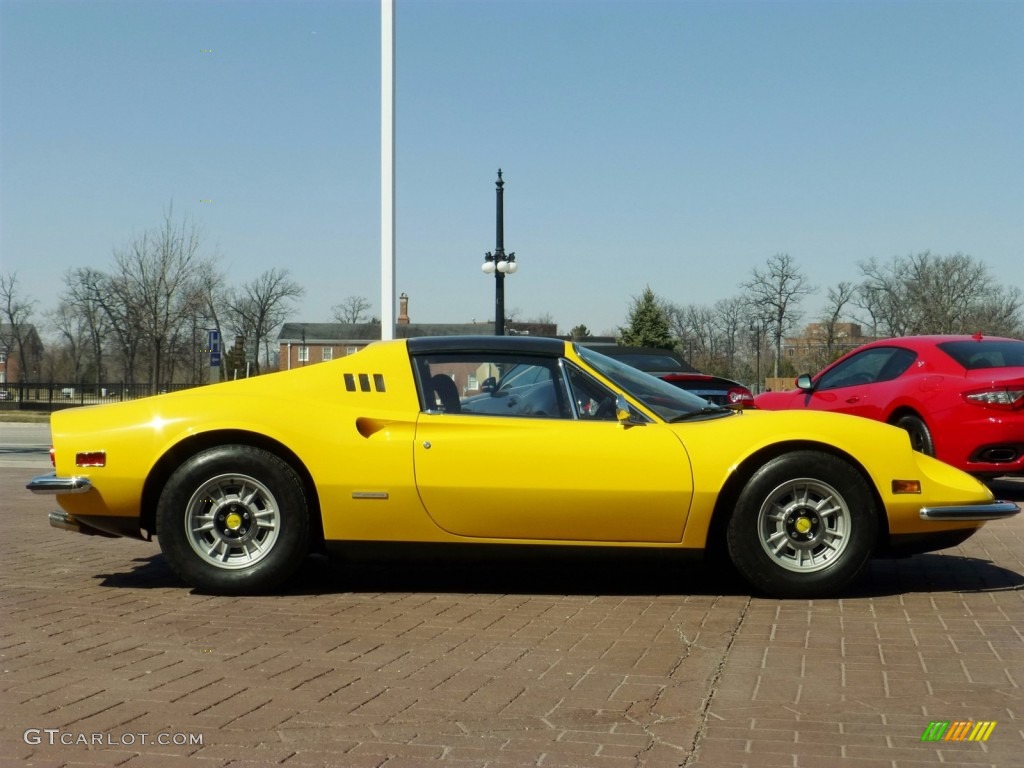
[2,466,1021,767]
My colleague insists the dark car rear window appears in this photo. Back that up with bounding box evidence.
[613,353,686,371]
[937,339,1024,369]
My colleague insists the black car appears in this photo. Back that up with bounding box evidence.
[584,345,754,407]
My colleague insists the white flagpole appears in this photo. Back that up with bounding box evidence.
[380,0,395,340]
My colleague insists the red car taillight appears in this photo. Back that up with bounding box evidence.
[964,388,1024,410]
[728,387,755,407]
[75,451,107,467]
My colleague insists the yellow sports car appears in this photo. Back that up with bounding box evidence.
[28,336,1019,598]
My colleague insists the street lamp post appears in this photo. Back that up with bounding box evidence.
[749,319,766,394]
[481,169,517,335]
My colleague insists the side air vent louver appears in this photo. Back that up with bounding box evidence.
[343,373,386,393]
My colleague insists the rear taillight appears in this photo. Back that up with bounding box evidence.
[75,451,106,467]
[728,388,755,407]
[964,388,1024,410]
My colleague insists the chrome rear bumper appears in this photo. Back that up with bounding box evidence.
[26,473,91,495]
[920,501,1020,522]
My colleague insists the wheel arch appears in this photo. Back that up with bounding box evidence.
[886,404,926,426]
[704,440,889,558]
[141,430,324,550]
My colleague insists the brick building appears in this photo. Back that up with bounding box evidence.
[277,294,558,371]
[0,323,44,384]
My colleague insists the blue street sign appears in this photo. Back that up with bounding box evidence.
[208,329,221,367]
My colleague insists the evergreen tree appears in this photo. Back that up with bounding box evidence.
[618,287,675,349]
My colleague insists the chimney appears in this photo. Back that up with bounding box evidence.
[397,293,410,325]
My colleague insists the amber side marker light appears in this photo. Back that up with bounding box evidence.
[892,479,922,494]
[49,447,56,467]
[75,451,106,468]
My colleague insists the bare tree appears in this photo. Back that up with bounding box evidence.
[195,260,228,383]
[48,301,90,384]
[332,295,371,324]
[855,252,1022,337]
[674,303,715,369]
[809,281,857,368]
[744,310,772,393]
[664,296,761,380]
[95,267,145,387]
[741,253,814,377]
[0,272,40,383]
[63,267,113,390]
[109,208,213,388]
[665,301,721,373]
[227,268,304,375]
[855,256,909,336]
[712,296,748,374]
[968,285,1024,337]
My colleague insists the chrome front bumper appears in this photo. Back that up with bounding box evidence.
[49,510,82,533]
[26,473,91,495]
[920,501,1020,522]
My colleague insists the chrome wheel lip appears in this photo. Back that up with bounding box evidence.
[757,477,851,574]
[184,473,281,570]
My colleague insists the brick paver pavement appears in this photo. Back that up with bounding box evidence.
[1,465,1021,767]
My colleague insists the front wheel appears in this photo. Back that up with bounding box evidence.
[156,445,310,594]
[726,451,878,598]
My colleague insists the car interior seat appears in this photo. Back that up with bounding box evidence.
[429,374,461,414]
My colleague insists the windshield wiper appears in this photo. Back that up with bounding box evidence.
[670,405,735,422]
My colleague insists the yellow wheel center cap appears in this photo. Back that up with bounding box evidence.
[795,517,812,534]
[225,512,243,530]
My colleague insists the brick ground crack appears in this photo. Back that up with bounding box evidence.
[680,595,751,767]
[625,596,752,765]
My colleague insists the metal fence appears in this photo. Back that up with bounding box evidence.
[0,382,195,411]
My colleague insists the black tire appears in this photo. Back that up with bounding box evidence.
[892,414,935,456]
[726,451,878,599]
[156,445,310,594]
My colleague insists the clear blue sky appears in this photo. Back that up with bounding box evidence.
[2,0,1021,337]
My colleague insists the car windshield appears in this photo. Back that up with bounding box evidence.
[576,345,723,422]
[937,339,1024,370]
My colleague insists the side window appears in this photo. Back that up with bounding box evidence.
[414,354,570,418]
[818,348,899,390]
[876,348,916,382]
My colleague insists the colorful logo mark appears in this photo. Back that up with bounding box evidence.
[920,721,996,742]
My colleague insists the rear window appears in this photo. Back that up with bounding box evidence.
[937,339,1024,369]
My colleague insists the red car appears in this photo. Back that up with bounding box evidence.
[755,334,1024,477]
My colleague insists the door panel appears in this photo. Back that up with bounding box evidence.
[803,386,880,419]
[414,414,693,543]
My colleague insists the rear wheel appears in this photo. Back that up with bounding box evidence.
[892,414,934,456]
[726,451,877,598]
[156,445,310,594]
